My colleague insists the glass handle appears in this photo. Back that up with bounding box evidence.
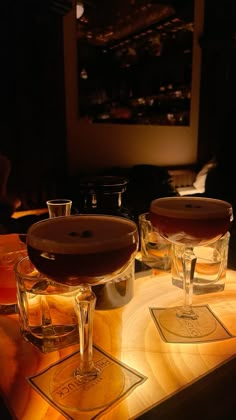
[41,295,55,336]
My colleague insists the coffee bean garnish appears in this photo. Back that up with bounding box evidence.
[80,230,92,238]
[68,230,92,238]
[185,204,201,209]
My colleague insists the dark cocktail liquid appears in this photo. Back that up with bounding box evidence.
[27,243,136,285]
[27,215,138,286]
[150,197,233,246]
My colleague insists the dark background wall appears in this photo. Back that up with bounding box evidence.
[198,0,236,163]
[1,1,236,189]
[0,1,68,187]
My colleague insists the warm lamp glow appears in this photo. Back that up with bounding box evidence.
[76,1,84,19]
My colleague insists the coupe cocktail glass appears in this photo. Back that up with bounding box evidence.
[150,197,233,338]
[27,214,138,410]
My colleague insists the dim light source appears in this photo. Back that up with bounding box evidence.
[76,1,84,19]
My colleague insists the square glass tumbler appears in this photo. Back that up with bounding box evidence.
[171,232,230,294]
[138,212,171,271]
[15,256,80,353]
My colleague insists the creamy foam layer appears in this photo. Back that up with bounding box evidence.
[27,215,138,254]
[150,197,233,220]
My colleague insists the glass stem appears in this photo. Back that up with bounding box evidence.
[74,284,99,381]
[177,246,198,319]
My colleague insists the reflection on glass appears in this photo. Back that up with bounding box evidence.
[77,0,194,125]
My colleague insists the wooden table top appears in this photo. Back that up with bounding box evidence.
[1,268,236,419]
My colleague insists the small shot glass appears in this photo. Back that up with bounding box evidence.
[46,199,72,218]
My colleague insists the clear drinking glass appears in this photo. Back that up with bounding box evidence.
[138,212,171,271]
[171,231,230,294]
[26,214,139,410]
[46,199,72,218]
[15,256,80,352]
[150,197,233,338]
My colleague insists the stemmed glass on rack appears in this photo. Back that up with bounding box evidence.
[150,196,233,338]
[26,214,138,410]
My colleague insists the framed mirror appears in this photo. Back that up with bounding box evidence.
[76,0,195,126]
[63,0,203,172]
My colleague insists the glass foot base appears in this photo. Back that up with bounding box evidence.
[158,306,217,338]
[176,307,198,320]
[50,359,125,411]
[74,365,100,382]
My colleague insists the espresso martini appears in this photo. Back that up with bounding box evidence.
[150,197,233,246]
[27,214,138,285]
